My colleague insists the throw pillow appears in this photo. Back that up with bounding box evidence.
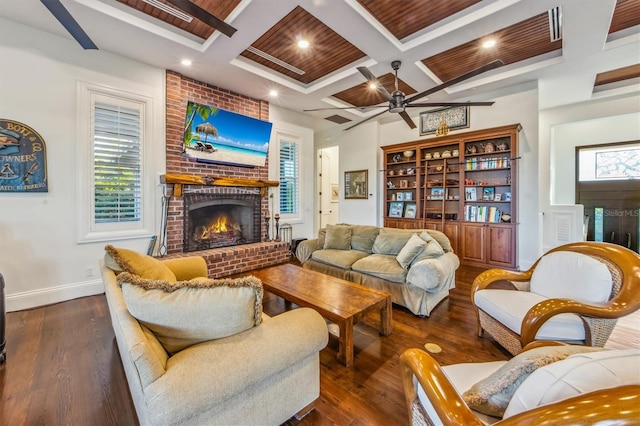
[117,272,263,354]
[462,345,605,417]
[396,234,427,270]
[420,230,453,253]
[412,238,445,264]
[323,224,352,250]
[372,229,416,255]
[105,245,177,282]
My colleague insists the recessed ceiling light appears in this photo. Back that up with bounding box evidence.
[369,83,377,90]
[297,39,310,49]
[181,59,192,66]
[269,90,278,97]
[482,39,497,49]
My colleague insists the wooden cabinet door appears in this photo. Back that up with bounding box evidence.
[487,224,515,267]
[443,222,460,254]
[461,223,485,263]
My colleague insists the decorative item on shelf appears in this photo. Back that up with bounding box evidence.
[452,149,459,157]
[407,167,415,174]
[466,145,477,154]
[424,152,432,160]
[435,119,450,136]
[403,150,415,159]
[399,179,409,189]
[441,150,452,158]
[430,188,444,200]
[482,187,495,200]
[393,153,402,162]
[482,142,495,153]
[391,193,396,201]
[264,214,271,241]
[412,181,417,188]
[504,192,512,201]
[388,170,395,176]
[397,192,404,201]
[435,165,443,172]
[404,203,417,219]
[398,169,404,175]
[433,151,441,159]
[387,181,396,189]
[501,213,512,223]
[389,201,404,218]
[496,141,509,151]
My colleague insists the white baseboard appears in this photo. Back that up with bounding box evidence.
[6,279,105,312]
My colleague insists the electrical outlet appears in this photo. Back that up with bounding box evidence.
[86,266,94,277]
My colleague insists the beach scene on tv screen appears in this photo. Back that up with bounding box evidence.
[183,101,272,167]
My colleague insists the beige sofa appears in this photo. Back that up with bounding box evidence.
[100,252,328,426]
[296,225,460,316]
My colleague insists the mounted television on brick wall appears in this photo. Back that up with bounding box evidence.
[182,100,273,167]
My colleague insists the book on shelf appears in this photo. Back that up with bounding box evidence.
[465,205,502,223]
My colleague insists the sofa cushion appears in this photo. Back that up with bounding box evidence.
[463,345,605,417]
[117,272,263,354]
[504,348,640,418]
[317,228,326,249]
[312,249,369,269]
[352,254,407,283]
[105,245,177,282]
[324,224,352,250]
[397,233,428,270]
[349,225,381,253]
[372,229,417,255]
[530,251,612,303]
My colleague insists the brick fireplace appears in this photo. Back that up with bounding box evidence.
[160,71,289,277]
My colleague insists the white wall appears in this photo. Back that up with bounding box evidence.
[539,95,640,253]
[268,105,316,240]
[0,18,166,311]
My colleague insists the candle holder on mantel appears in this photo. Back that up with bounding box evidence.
[274,214,281,241]
[264,216,272,241]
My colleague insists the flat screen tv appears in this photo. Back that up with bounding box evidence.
[182,100,273,167]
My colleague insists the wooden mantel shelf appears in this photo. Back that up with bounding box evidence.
[161,173,279,197]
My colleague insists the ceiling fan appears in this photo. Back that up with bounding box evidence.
[39,0,237,50]
[305,59,505,131]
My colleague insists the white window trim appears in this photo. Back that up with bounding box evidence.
[76,81,155,243]
[272,130,303,224]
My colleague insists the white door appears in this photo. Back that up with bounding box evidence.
[318,147,339,228]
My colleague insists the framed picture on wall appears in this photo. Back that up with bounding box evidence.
[345,169,368,199]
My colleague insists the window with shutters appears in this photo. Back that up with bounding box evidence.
[279,137,300,217]
[77,82,154,242]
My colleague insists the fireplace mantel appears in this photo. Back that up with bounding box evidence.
[161,173,279,196]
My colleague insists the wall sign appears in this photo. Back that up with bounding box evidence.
[0,119,48,192]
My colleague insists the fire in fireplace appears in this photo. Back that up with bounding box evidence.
[184,193,261,252]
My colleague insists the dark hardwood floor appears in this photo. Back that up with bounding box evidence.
[0,264,513,425]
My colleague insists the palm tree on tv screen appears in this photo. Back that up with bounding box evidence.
[183,103,218,150]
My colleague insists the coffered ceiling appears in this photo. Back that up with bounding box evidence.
[1,0,638,132]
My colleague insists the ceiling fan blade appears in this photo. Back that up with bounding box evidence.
[406,101,495,107]
[165,0,237,38]
[399,111,416,129]
[357,66,393,101]
[405,59,504,105]
[303,105,385,112]
[344,110,388,131]
[40,0,97,49]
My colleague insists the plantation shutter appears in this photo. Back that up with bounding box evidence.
[93,101,142,224]
[279,140,299,215]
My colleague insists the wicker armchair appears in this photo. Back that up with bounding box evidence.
[471,242,640,355]
[400,344,640,426]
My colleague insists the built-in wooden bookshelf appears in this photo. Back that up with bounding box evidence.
[382,124,521,269]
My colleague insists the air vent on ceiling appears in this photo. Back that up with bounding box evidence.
[548,6,562,42]
[324,115,352,124]
[245,46,305,75]
[142,0,193,22]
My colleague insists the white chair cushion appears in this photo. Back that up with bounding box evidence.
[504,348,640,418]
[474,289,586,340]
[529,251,612,303]
[417,361,506,426]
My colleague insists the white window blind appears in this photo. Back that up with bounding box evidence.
[279,140,299,215]
[93,101,142,223]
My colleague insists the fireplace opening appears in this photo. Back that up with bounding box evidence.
[184,193,261,252]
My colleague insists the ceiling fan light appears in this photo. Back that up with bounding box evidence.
[482,39,496,49]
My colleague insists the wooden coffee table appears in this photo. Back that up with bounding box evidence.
[249,263,392,367]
